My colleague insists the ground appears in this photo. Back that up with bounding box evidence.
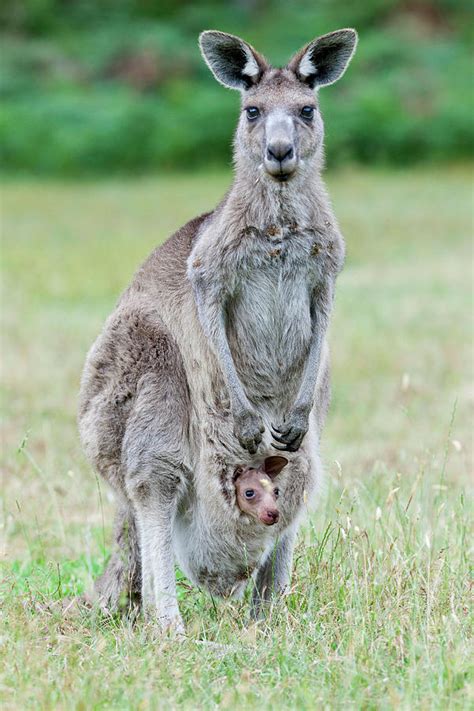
[1,167,472,709]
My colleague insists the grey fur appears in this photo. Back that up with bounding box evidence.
[78,29,357,632]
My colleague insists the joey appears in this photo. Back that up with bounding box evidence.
[234,456,288,525]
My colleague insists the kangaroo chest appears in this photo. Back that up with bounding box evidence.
[225,222,330,400]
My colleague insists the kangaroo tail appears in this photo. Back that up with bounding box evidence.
[94,504,141,615]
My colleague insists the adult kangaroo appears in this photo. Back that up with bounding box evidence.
[78,29,357,633]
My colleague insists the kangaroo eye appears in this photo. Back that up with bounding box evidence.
[274,488,280,497]
[246,107,260,121]
[244,489,256,499]
[301,106,314,120]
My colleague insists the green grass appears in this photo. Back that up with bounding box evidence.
[1,167,472,709]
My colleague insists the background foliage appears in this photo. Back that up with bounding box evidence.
[1,0,473,175]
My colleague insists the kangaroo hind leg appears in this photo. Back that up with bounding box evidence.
[123,337,190,634]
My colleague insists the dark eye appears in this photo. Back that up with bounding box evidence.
[246,107,260,121]
[274,488,280,497]
[244,489,256,499]
[301,106,314,120]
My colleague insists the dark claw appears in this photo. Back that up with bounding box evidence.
[271,423,285,434]
[288,435,303,450]
[271,442,290,451]
[272,439,302,452]
[271,431,291,444]
[272,428,304,451]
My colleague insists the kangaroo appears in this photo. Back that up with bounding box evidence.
[78,28,357,633]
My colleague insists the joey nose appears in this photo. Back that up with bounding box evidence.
[261,509,279,525]
[266,143,294,164]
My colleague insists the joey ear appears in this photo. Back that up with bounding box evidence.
[262,456,288,479]
[199,30,267,90]
[287,28,357,89]
[233,465,245,482]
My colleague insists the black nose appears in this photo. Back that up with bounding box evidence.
[266,143,294,163]
[267,510,279,522]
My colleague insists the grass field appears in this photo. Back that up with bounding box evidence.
[1,167,472,709]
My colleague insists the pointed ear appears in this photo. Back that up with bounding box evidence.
[233,465,245,482]
[199,30,268,91]
[287,28,357,89]
[262,456,288,479]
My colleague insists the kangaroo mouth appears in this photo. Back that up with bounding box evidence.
[264,156,297,183]
[267,168,296,183]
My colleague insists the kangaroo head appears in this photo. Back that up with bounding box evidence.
[234,456,288,526]
[200,29,357,182]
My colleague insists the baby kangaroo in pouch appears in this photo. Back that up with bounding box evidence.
[79,27,357,633]
[234,456,288,526]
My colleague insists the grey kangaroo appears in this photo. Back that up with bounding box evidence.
[78,28,357,633]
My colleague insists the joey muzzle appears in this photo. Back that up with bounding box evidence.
[260,508,279,526]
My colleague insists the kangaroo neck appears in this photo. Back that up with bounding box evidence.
[224,157,324,228]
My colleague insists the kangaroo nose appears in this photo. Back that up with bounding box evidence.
[267,510,279,522]
[267,143,294,163]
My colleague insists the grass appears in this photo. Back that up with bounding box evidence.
[1,166,473,709]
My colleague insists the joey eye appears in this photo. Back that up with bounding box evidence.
[274,488,280,497]
[301,106,314,120]
[246,107,260,121]
[244,489,256,499]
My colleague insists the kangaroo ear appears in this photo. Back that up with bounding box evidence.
[287,28,357,89]
[262,456,288,479]
[199,31,267,90]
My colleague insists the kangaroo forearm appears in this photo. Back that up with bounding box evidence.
[192,285,250,413]
[295,284,333,411]
[190,274,264,454]
[295,326,326,412]
[214,318,252,413]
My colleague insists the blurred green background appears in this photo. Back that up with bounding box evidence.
[1,0,472,176]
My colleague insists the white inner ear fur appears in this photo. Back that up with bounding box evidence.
[242,46,260,78]
[298,51,316,78]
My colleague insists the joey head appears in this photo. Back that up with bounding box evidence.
[234,456,288,525]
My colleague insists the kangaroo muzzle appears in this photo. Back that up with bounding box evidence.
[264,113,297,181]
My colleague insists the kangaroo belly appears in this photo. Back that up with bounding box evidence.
[227,268,312,402]
[172,445,316,598]
[173,514,272,597]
